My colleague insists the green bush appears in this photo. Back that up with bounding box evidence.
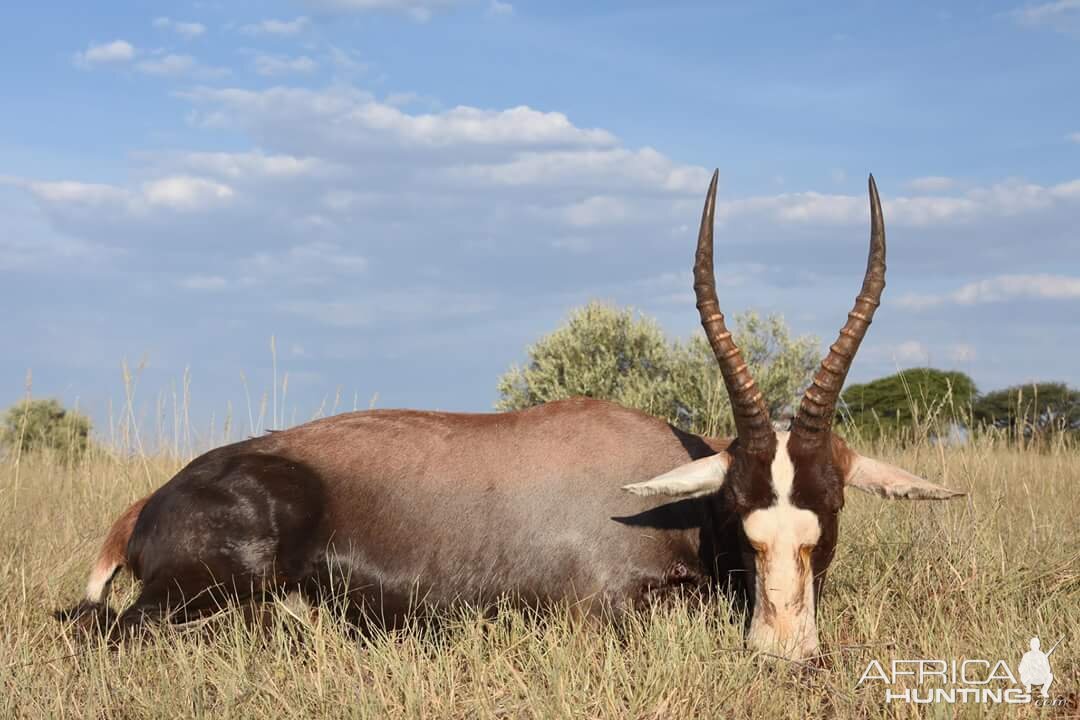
[0,398,92,462]
[839,368,977,440]
[495,302,821,436]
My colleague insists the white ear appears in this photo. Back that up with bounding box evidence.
[845,455,965,500]
[622,453,731,498]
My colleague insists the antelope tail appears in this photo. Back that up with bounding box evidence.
[53,496,149,629]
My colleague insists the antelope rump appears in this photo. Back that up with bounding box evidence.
[56,171,963,661]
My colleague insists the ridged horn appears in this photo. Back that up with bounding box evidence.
[793,174,886,444]
[694,169,774,454]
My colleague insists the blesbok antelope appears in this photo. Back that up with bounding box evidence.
[56,171,963,660]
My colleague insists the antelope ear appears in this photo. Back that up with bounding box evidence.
[622,452,732,498]
[844,454,965,500]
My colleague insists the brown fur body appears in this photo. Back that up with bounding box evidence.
[60,398,748,633]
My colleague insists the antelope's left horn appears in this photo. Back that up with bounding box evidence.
[694,169,774,454]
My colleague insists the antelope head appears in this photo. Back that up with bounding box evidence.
[624,171,964,661]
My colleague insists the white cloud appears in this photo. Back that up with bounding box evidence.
[446,147,708,192]
[137,54,195,75]
[180,274,227,290]
[1067,132,1080,144]
[142,176,234,210]
[954,274,1080,304]
[326,46,369,74]
[863,340,934,367]
[560,195,632,228]
[0,187,103,270]
[281,288,492,327]
[1052,179,1080,200]
[892,340,929,364]
[321,189,392,212]
[305,0,461,22]
[240,17,310,36]
[176,151,333,180]
[23,81,1080,319]
[907,176,955,192]
[967,180,1059,214]
[899,274,1080,309]
[550,235,594,253]
[73,40,135,68]
[385,91,421,106]
[153,17,207,39]
[27,175,234,214]
[0,232,96,269]
[243,241,368,285]
[167,242,370,290]
[112,82,1080,276]
[718,191,863,225]
[489,0,513,15]
[136,54,229,78]
[1010,0,1080,25]
[717,177,1080,228]
[886,194,979,226]
[28,180,128,207]
[895,294,940,311]
[251,54,318,76]
[949,343,977,363]
[404,105,614,147]
[636,266,765,305]
[186,86,618,149]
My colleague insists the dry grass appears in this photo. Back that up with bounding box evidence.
[1,432,1078,719]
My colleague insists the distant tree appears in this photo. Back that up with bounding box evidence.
[973,382,1080,438]
[496,302,676,420]
[665,312,821,434]
[496,302,821,436]
[0,398,93,461]
[839,368,977,439]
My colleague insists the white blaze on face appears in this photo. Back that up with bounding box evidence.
[742,432,822,660]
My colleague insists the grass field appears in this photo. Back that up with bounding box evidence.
[1,430,1077,718]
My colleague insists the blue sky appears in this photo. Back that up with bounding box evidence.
[3,0,1079,443]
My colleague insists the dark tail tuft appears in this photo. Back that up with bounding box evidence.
[54,600,120,637]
